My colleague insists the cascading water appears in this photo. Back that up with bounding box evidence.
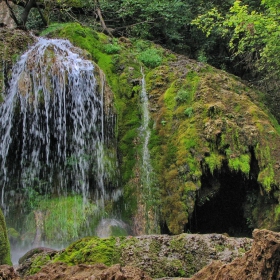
[0,37,120,256]
[140,67,152,196]
[139,67,158,233]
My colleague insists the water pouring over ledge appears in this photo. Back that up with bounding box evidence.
[0,37,120,252]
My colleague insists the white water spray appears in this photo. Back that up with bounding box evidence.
[140,67,153,198]
[0,38,119,225]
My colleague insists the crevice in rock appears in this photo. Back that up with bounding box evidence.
[187,151,261,237]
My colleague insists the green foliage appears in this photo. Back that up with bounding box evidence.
[138,48,162,68]
[193,0,280,96]
[110,0,192,49]
[197,50,208,63]
[175,72,199,104]
[184,107,193,117]
[175,89,191,103]
[104,42,122,54]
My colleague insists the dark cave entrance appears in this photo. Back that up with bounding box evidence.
[187,162,259,237]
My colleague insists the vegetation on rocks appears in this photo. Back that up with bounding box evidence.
[1,1,280,278]
[0,209,11,265]
[1,21,277,237]
[19,233,252,278]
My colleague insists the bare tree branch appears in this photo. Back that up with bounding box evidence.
[94,0,113,37]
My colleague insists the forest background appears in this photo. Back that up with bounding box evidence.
[4,0,280,121]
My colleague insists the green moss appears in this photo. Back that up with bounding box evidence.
[275,204,280,215]
[184,107,194,117]
[138,48,162,68]
[164,82,177,111]
[104,42,122,54]
[215,244,225,252]
[228,154,251,175]
[205,153,223,174]
[175,71,200,104]
[38,22,280,235]
[28,254,51,275]
[22,196,100,246]
[258,166,275,192]
[54,237,120,266]
[149,239,161,255]
[0,209,11,265]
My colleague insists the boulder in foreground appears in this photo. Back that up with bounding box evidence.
[191,229,280,279]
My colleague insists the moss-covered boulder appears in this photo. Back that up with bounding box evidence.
[39,22,280,236]
[19,233,252,278]
[2,22,280,240]
[0,209,11,265]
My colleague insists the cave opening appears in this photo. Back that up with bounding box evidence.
[187,162,259,237]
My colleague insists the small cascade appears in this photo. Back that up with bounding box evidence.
[140,67,153,196]
[0,38,120,249]
[139,67,158,233]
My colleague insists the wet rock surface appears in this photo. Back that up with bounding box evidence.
[0,265,20,280]
[191,229,280,279]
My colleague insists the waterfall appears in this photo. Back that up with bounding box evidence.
[139,67,159,233]
[0,37,120,250]
[140,67,152,196]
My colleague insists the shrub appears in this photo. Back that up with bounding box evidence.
[104,43,122,54]
[184,107,193,117]
[138,48,162,68]
[175,89,190,103]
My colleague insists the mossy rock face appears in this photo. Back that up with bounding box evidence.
[0,28,34,102]
[41,22,280,235]
[0,209,11,265]
[2,23,280,237]
[22,233,252,278]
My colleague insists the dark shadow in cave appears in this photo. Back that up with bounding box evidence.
[187,160,259,237]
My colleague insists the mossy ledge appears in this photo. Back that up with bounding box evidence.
[39,22,280,235]
[20,234,252,278]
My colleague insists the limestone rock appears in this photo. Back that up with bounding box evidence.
[18,233,252,279]
[0,2,16,28]
[23,263,151,280]
[0,265,20,280]
[191,229,280,279]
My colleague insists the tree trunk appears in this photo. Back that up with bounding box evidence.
[94,0,113,37]
[20,0,37,28]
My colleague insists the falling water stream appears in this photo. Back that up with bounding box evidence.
[140,67,152,198]
[0,38,120,259]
